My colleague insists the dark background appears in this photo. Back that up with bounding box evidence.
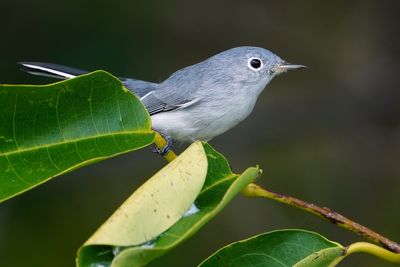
[1,1,399,266]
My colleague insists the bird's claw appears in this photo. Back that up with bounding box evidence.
[152,135,173,156]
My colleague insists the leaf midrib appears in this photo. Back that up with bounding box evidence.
[199,174,237,194]
[0,130,154,157]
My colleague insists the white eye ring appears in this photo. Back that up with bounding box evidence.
[248,57,263,70]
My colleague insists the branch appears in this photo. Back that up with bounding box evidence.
[153,134,400,254]
[241,183,400,253]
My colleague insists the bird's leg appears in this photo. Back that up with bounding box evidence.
[152,132,174,156]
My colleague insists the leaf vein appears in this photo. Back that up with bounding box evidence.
[56,86,67,141]
[5,154,29,185]
[12,93,19,149]
[46,146,62,171]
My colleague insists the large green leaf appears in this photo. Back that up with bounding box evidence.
[198,229,345,267]
[77,143,261,267]
[0,71,154,202]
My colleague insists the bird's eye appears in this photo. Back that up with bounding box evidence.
[248,57,263,70]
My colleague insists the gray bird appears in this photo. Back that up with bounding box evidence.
[20,46,304,154]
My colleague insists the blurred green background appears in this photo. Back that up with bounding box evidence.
[1,0,399,266]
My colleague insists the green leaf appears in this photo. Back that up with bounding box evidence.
[0,71,154,202]
[198,229,345,267]
[77,143,261,267]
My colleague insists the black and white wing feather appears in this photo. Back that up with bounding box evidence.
[140,64,203,115]
[140,89,199,115]
[120,78,158,98]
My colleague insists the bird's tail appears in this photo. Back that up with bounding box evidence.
[19,62,88,79]
[19,62,159,98]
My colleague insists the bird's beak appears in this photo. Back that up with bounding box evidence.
[273,62,306,74]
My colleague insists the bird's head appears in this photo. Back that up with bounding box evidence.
[206,46,305,95]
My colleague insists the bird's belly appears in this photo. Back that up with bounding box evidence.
[150,97,257,143]
[150,111,208,143]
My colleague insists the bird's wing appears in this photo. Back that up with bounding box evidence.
[19,62,158,97]
[141,63,205,116]
[120,78,158,98]
[20,62,201,115]
[140,83,200,116]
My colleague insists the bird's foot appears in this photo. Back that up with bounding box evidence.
[152,135,173,156]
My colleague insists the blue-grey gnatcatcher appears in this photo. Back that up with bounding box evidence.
[20,46,304,154]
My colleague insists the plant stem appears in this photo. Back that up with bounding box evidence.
[153,134,400,254]
[241,183,400,253]
[346,242,400,263]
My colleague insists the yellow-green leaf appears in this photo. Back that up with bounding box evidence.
[84,142,208,247]
[77,143,261,267]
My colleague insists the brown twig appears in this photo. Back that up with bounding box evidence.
[153,133,400,254]
[241,183,400,253]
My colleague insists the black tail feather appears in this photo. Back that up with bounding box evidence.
[19,62,88,79]
[18,61,160,97]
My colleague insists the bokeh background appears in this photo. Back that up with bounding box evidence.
[1,1,399,266]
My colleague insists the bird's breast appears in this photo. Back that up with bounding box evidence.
[150,84,262,143]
